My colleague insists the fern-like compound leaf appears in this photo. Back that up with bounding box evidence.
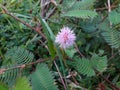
[73,58,95,77]
[0,47,34,86]
[0,65,19,86]
[31,63,58,90]
[70,54,107,77]
[4,47,34,65]
[91,54,107,72]
[101,29,120,49]
[62,10,98,19]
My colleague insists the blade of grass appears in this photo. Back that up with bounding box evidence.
[38,15,67,89]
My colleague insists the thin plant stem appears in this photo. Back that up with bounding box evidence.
[99,74,120,90]
[0,57,51,74]
[74,43,85,57]
[54,61,67,90]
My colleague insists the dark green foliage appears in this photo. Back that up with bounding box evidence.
[31,64,58,90]
[0,16,35,52]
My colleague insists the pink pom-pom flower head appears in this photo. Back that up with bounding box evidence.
[55,27,76,49]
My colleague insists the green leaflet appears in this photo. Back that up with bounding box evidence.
[31,63,58,90]
[65,48,77,58]
[61,10,98,19]
[12,77,32,90]
[109,10,120,24]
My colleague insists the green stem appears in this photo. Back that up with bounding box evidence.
[55,45,68,89]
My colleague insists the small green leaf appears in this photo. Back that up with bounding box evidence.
[109,10,120,24]
[12,77,32,90]
[65,48,77,58]
[98,50,104,56]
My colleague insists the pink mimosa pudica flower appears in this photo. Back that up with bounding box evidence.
[55,27,76,49]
